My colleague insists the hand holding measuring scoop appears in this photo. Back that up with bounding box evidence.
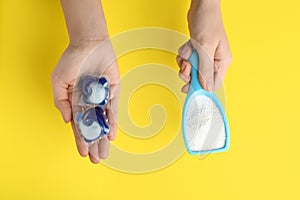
[177,0,232,154]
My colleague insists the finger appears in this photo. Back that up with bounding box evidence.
[213,71,223,91]
[107,81,120,141]
[88,142,100,164]
[178,60,191,83]
[51,75,72,123]
[71,121,89,157]
[190,40,215,91]
[98,136,110,159]
[106,102,117,141]
[178,40,193,60]
[181,83,190,93]
[214,38,232,77]
[176,55,184,67]
[213,38,232,90]
[108,82,120,104]
[214,36,232,67]
[56,100,72,123]
[198,52,214,91]
[213,61,230,90]
[105,62,119,141]
[198,72,209,91]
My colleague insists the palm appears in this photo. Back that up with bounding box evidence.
[51,40,120,163]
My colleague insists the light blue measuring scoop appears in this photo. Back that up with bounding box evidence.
[182,49,230,154]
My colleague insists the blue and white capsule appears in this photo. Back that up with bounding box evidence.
[77,106,110,143]
[81,76,110,106]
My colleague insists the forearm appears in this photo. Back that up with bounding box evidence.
[60,0,109,46]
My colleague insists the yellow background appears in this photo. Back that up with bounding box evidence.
[1,0,300,199]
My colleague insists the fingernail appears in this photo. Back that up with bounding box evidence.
[90,157,100,164]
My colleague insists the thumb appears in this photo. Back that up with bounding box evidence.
[190,40,215,91]
[178,40,193,60]
[55,99,72,123]
[51,75,72,123]
[106,83,120,141]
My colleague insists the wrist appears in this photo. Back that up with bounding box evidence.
[67,19,110,47]
[69,35,109,50]
[191,0,220,9]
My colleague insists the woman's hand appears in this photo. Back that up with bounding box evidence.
[177,0,232,92]
[51,40,120,164]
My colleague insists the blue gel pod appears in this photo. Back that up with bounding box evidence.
[80,76,110,106]
[77,106,110,143]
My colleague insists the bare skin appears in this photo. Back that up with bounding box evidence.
[51,0,119,164]
[177,0,232,92]
[51,0,232,164]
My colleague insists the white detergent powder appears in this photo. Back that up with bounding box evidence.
[185,95,225,151]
